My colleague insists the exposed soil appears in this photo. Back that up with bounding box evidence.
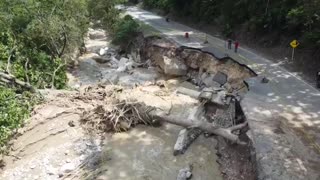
[216,135,256,180]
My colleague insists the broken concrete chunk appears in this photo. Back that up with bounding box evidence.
[210,90,227,106]
[163,56,188,76]
[177,87,201,99]
[212,72,228,85]
[201,73,221,88]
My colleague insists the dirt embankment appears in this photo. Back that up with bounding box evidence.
[141,36,256,90]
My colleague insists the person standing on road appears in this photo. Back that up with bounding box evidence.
[234,41,239,53]
[227,39,232,49]
[317,71,320,88]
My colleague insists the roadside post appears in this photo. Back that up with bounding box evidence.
[290,39,299,61]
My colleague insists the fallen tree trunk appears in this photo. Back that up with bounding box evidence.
[173,128,203,156]
[0,71,36,92]
[148,105,248,145]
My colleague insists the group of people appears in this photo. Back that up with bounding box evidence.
[227,39,240,53]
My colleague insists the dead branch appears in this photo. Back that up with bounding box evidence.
[24,58,30,84]
[6,46,17,74]
[51,60,66,89]
[0,71,36,92]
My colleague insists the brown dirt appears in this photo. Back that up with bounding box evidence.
[216,135,256,180]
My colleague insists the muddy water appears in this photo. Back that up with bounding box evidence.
[95,124,222,180]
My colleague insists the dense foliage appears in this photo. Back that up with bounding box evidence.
[0,87,40,152]
[0,0,90,89]
[0,0,91,152]
[112,15,140,46]
[88,0,140,47]
[0,0,139,151]
[142,0,320,48]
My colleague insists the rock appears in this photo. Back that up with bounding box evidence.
[92,56,110,64]
[125,61,135,71]
[163,56,187,76]
[177,166,192,180]
[79,155,86,161]
[17,129,25,135]
[99,47,109,56]
[46,166,57,175]
[30,164,36,169]
[131,68,160,82]
[60,163,76,173]
[116,57,129,72]
[68,120,75,127]
[261,77,269,83]
[88,29,105,39]
[212,72,228,85]
[109,56,119,68]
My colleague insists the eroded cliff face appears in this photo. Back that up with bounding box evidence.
[139,36,256,94]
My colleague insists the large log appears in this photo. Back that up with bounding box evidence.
[149,105,247,145]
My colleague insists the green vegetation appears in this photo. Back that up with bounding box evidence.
[112,15,140,46]
[0,87,41,152]
[0,0,91,152]
[88,0,141,49]
[0,0,136,151]
[142,0,320,48]
[0,0,90,89]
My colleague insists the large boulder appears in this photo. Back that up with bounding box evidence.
[163,56,188,76]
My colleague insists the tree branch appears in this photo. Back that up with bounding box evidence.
[6,46,16,74]
[0,71,36,92]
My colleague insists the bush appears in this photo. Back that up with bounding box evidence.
[0,87,40,152]
[112,15,140,46]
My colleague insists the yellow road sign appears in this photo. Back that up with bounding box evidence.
[290,40,299,48]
